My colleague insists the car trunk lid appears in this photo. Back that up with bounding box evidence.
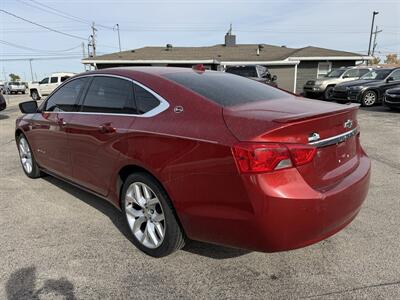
[223,97,361,190]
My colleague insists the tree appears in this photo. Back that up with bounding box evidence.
[9,73,20,82]
[371,56,381,65]
[384,54,400,64]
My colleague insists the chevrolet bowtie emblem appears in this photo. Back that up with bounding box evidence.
[344,119,353,129]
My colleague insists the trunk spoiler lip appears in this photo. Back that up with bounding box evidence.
[272,104,359,124]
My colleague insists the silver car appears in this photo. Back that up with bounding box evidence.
[4,82,26,95]
[303,67,372,100]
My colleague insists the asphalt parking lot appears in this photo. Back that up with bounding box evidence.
[0,94,399,299]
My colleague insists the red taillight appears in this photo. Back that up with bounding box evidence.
[232,143,316,174]
[286,144,317,167]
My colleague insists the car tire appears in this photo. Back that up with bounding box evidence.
[17,134,42,179]
[361,90,377,107]
[31,90,40,101]
[22,91,26,94]
[324,86,334,100]
[121,172,185,257]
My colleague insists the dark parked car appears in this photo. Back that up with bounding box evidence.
[332,68,400,106]
[383,87,400,110]
[15,67,370,257]
[225,65,278,87]
[0,93,6,111]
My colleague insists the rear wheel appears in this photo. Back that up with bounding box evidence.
[31,90,40,101]
[17,134,42,178]
[121,172,185,257]
[361,90,377,107]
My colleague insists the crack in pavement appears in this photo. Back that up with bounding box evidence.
[300,280,400,299]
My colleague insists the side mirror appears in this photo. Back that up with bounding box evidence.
[19,100,38,114]
[272,75,277,82]
[386,76,394,83]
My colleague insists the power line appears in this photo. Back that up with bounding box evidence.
[0,9,87,40]
[0,40,82,53]
[25,0,114,30]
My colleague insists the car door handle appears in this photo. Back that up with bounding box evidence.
[99,123,116,134]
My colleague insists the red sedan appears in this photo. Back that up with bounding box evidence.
[16,67,371,257]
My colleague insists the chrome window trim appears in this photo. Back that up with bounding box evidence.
[308,127,358,148]
[43,73,169,118]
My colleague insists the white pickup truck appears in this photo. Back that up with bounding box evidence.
[29,72,76,100]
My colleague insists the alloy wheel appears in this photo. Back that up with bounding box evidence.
[125,182,166,249]
[19,137,33,174]
[363,91,377,106]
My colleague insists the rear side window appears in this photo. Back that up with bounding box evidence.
[45,77,87,112]
[50,77,58,83]
[134,84,160,114]
[81,76,135,114]
[164,71,288,106]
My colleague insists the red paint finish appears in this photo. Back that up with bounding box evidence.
[15,67,371,252]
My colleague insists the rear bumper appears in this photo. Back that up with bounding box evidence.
[240,152,371,252]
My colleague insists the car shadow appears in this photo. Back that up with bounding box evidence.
[42,176,251,259]
[6,266,76,300]
[359,105,399,113]
[0,114,10,120]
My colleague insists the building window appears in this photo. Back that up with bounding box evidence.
[317,62,332,78]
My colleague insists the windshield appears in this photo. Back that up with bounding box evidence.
[10,82,21,85]
[361,69,392,80]
[325,69,346,78]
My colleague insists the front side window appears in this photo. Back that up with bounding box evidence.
[389,70,400,81]
[326,69,346,78]
[81,76,135,114]
[61,76,70,82]
[164,71,288,107]
[134,84,160,114]
[343,69,359,78]
[50,77,58,83]
[39,77,49,84]
[45,77,87,112]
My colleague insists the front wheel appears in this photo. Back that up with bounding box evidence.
[122,172,185,257]
[31,90,41,101]
[17,134,42,178]
[324,86,334,100]
[361,90,377,107]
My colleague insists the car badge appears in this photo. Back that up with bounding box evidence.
[174,106,184,113]
[344,119,353,129]
[308,132,320,143]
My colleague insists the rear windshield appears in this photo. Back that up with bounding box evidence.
[164,71,288,106]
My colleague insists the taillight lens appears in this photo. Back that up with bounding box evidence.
[232,143,316,174]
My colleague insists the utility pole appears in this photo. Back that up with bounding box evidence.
[81,42,87,71]
[91,22,97,57]
[29,59,34,82]
[114,24,121,52]
[367,11,379,64]
[371,25,383,57]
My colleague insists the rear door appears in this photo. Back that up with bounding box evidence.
[67,75,136,196]
[29,77,89,179]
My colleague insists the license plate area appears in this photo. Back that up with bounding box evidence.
[336,136,356,163]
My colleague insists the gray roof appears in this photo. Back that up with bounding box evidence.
[83,44,367,63]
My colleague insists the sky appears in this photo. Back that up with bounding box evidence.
[1,0,399,82]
